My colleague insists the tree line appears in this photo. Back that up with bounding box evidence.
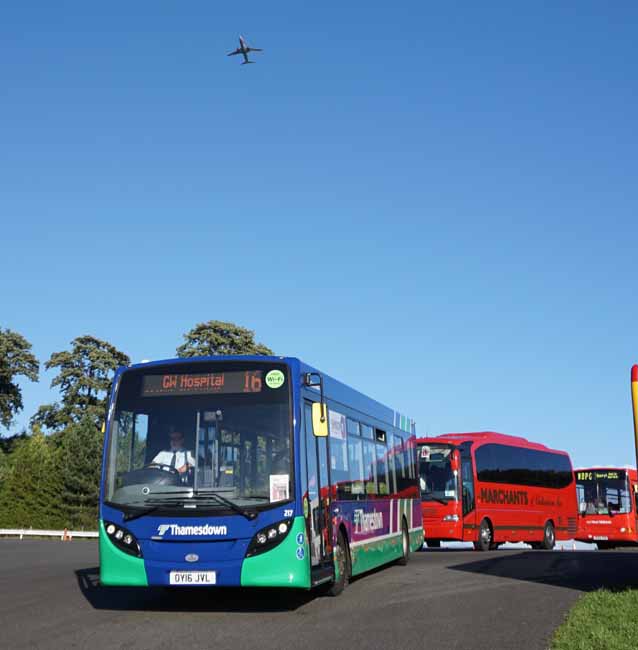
[0,321,272,530]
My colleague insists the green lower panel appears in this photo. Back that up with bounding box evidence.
[241,517,311,588]
[410,528,424,551]
[350,533,402,576]
[99,520,148,587]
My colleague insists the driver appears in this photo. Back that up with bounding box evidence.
[151,431,195,475]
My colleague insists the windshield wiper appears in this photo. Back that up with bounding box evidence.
[143,492,258,520]
[122,504,161,522]
[119,492,258,522]
[195,491,257,520]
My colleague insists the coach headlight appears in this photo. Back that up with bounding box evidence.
[104,521,143,558]
[246,519,293,558]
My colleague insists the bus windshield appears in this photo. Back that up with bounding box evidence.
[104,361,292,512]
[576,470,631,515]
[418,444,457,502]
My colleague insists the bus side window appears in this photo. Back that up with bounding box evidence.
[362,439,378,496]
[346,419,364,498]
[328,409,349,499]
[376,438,389,496]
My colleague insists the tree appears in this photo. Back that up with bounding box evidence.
[0,428,64,528]
[0,328,39,430]
[54,417,104,529]
[32,335,130,431]
[177,320,273,357]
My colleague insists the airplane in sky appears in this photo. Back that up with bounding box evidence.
[227,36,263,65]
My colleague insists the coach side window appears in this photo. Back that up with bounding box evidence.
[475,444,573,489]
[460,442,475,516]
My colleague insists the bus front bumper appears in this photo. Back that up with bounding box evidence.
[99,517,312,588]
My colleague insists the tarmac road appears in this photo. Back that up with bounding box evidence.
[2,540,638,650]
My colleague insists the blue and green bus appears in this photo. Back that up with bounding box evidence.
[99,356,423,595]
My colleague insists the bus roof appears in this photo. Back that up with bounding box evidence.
[416,431,570,456]
[117,355,416,435]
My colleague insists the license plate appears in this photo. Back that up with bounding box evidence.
[169,571,216,585]
[593,536,608,541]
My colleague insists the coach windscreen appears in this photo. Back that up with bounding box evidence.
[418,444,458,503]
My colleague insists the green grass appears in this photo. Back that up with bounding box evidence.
[552,589,638,650]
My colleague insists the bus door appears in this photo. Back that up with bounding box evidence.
[304,401,333,578]
[459,442,477,541]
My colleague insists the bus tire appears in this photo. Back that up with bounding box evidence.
[475,519,493,552]
[326,528,350,596]
[396,519,410,565]
[541,521,555,550]
[426,539,441,548]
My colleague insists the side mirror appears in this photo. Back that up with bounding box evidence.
[312,402,328,437]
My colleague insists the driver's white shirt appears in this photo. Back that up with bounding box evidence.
[152,449,196,469]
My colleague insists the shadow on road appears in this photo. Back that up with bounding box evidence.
[76,567,318,612]
[449,550,638,592]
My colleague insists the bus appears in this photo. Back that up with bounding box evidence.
[99,355,423,595]
[416,432,578,551]
[575,467,638,549]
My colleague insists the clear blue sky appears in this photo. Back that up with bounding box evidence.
[2,2,637,468]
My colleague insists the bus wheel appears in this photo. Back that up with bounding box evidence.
[326,529,350,596]
[426,539,441,549]
[475,519,492,552]
[541,521,555,550]
[397,520,410,565]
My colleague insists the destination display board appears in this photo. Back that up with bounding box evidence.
[576,470,625,482]
[142,370,263,397]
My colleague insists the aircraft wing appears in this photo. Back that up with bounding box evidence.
[247,47,263,52]
[227,48,242,56]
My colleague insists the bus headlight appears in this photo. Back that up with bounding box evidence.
[104,521,142,558]
[246,519,293,558]
[443,514,459,522]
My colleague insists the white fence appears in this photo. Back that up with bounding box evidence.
[0,528,98,540]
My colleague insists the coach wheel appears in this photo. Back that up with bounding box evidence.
[426,539,441,549]
[475,519,492,552]
[541,521,555,550]
[326,529,350,596]
[396,519,411,565]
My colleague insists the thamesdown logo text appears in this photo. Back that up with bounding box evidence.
[157,524,228,537]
